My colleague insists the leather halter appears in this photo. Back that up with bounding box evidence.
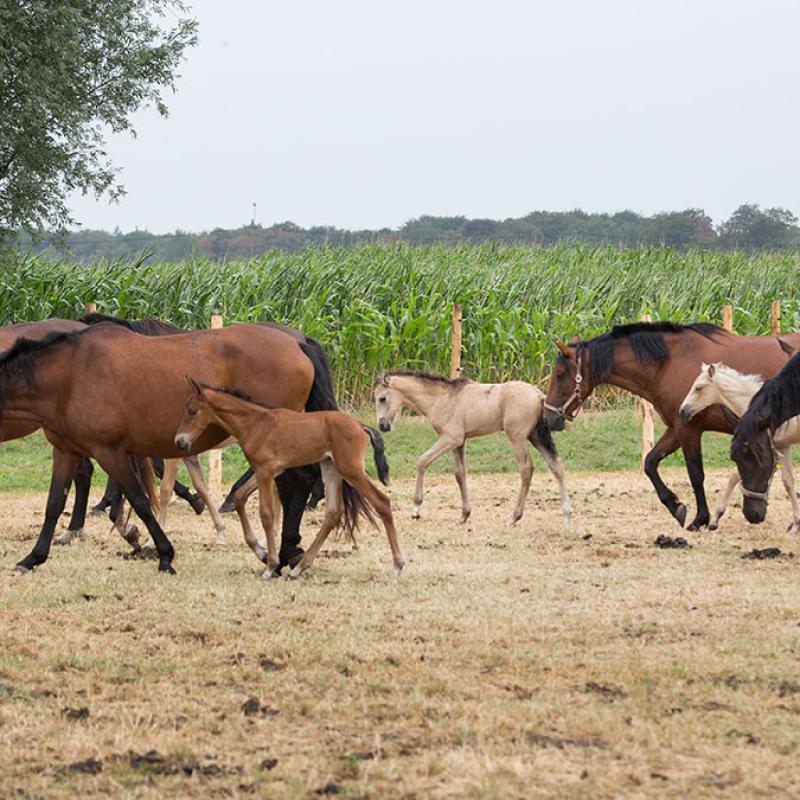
[543,345,586,422]
[739,431,780,504]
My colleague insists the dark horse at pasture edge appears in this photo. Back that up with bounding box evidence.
[0,322,335,574]
[542,321,800,530]
[728,348,800,526]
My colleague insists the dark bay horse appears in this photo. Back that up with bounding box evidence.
[542,322,800,530]
[0,323,326,573]
[728,348,800,525]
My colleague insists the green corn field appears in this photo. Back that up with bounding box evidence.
[1,243,799,403]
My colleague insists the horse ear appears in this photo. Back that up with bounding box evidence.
[382,373,391,387]
[777,338,797,357]
[707,363,716,378]
[721,405,740,431]
[555,341,572,357]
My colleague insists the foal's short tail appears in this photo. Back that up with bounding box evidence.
[339,426,390,536]
[129,455,160,515]
[363,425,390,486]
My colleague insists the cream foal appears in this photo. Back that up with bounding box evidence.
[374,371,571,526]
[679,362,800,532]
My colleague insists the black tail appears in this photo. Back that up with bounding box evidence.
[528,416,558,459]
[299,337,338,412]
[363,426,390,485]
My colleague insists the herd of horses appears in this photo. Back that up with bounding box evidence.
[2,315,800,579]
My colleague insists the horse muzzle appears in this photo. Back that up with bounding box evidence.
[174,434,193,453]
[378,418,392,433]
[742,499,767,524]
[679,405,693,423]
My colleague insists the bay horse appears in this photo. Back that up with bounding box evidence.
[374,371,571,526]
[728,348,800,526]
[542,322,800,530]
[0,323,328,574]
[679,362,799,531]
[174,381,404,578]
[81,313,331,551]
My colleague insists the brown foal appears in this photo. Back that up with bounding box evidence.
[174,382,405,579]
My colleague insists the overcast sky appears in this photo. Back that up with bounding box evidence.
[68,0,800,234]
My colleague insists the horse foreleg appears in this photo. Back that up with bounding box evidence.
[776,447,800,533]
[256,474,281,579]
[54,457,93,545]
[529,430,572,527]
[157,458,180,528]
[709,471,740,530]
[16,448,81,571]
[413,436,458,520]
[232,472,271,564]
[643,428,686,527]
[184,457,226,544]
[452,443,471,523]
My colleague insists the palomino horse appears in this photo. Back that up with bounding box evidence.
[374,371,571,526]
[679,362,799,531]
[174,382,405,578]
[728,348,800,526]
[0,323,327,574]
[542,322,800,530]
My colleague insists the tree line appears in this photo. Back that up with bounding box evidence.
[16,203,799,262]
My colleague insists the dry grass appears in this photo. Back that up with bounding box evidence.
[1,468,799,799]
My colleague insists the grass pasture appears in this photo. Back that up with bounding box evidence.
[1,463,799,798]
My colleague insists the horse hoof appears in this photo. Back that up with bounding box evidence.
[218,500,235,514]
[460,511,471,524]
[708,522,718,531]
[158,564,176,575]
[393,561,405,578]
[261,568,280,581]
[216,536,226,546]
[674,503,687,527]
[12,563,32,574]
[53,533,72,546]
[190,496,206,515]
[562,514,572,528]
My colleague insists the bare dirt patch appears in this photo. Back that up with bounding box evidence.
[0,468,799,798]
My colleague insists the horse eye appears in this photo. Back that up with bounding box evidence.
[189,409,197,417]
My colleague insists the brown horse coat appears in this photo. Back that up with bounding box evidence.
[0,323,316,573]
[542,322,800,530]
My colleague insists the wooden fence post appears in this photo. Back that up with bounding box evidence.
[450,303,463,380]
[722,304,733,332]
[771,300,781,335]
[208,314,224,495]
[83,302,96,315]
[640,314,654,471]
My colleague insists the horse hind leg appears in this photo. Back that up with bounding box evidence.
[54,457,93,545]
[157,458,180,529]
[776,447,800,534]
[452,443,471,524]
[507,432,534,526]
[289,460,344,578]
[184,457,227,544]
[232,473,271,566]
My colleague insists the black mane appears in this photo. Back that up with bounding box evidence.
[80,312,183,336]
[735,349,800,454]
[378,369,469,388]
[567,321,723,384]
[0,330,86,415]
[199,382,277,410]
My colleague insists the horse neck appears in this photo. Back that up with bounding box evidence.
[712,371,760,416]
[203,394,266,443]
[391,377,451,418]
[593,348,659,403]
[0,348,67,422]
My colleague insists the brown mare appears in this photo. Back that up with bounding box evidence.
[542,322,800,530]
[174,382,405,578]
[0,323,328,574]
[0,320,94,539]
